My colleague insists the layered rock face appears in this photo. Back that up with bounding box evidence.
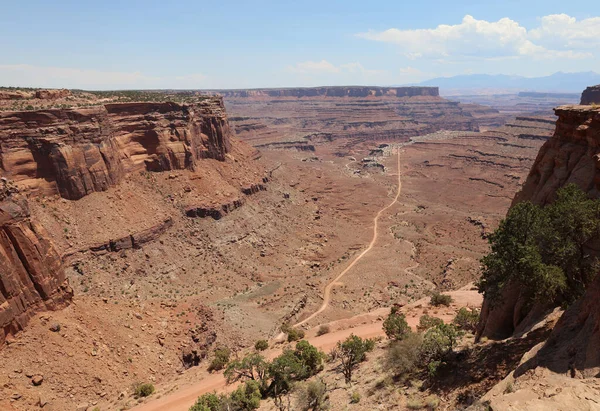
[226,93,477,147]
[581,85,600,105]
[477,104,600,340]
[512,106,600,205]
[212,86,439,98]
[0,189,72,345]
[0,97,232,200]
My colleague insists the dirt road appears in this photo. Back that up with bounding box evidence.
[294,149,403,328]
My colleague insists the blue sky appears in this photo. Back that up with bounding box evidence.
[0,0,598,89]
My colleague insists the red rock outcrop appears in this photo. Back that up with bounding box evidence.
[0,188,72,346]
[0,91,31,100]
[581,85,600,105]
[0,97,232,200]
[477,104,600,340]
[512,106,600,205]
[212,86,439,98]
[34,89,71,100]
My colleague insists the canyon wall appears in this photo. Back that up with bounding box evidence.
[0,97,232,200]
[581,85,600,105]
[477,104,600,340]
[211,86,439,98]
[0,188,73,345]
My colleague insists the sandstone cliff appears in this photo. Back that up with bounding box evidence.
[477,104,600,340]
[581,85,600,105]
[0,97,232,200]
[0,186,72,346]
[212,86,439,98]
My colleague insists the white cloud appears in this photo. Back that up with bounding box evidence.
[530,14,600,50]
[0,64,208,90]
[357,14,596,61]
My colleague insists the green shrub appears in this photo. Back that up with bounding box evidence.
[224,352,269,394]
[385,332,422,376]
[420,324,462,376]
[208,347,231,372]
[336,334,375,383]
[229,380,262,410]
[134,382,155,398]
[189,392,222,411]
[430,292,453,307]
[255,339,269,351]
[383,306,411,341]
[316,325,331,336]
[350,391,361,404]
[453,307,480,332]
[287,328,306,342]
[479,184,600,308]
[418,315,444,331]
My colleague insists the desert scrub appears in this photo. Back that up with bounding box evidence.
[134,382,155,398]
[208,347,231,372]
[316,324,331,336]
[350,391,361,404]
[430,292,453,307]
[254,339,269,351]
[418,315,443,331]
[383,306,411,341]
[453,307,480,332]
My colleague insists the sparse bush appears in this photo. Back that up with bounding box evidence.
[421,324,462,376]
[134,382,155,398]
[255,339,269,351]
[316,325,331,336]
[350,391,361,404]
[383,306,411,341]
[208,347,231,372]
[287,328,306,342]
[453,307,480,332]
[385,332,422,376]
[418,315,443,331]
[296,379,329,411]
[189,392,222,411]
[336,334,375,384]
[430,292,453,307]
[224,352,269,393]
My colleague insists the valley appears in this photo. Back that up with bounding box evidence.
[0,84,597,411]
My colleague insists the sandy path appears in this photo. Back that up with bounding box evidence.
[294,149,402,328]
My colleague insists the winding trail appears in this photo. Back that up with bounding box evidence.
[294,148,402,328]
[132,149,410,411]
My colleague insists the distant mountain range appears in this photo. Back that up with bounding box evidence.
[414,72,600,93]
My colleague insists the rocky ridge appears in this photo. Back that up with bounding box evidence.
[0,97,232,200]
